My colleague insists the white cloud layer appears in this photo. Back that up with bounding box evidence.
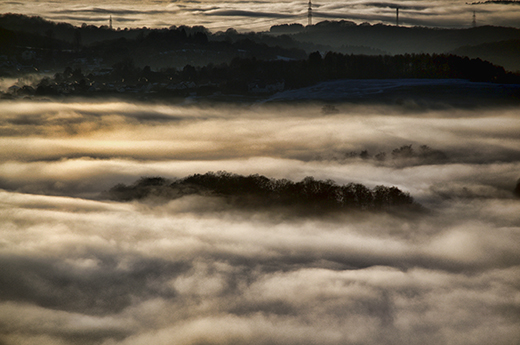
[0,100,519,345]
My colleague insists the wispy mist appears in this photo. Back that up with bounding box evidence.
[0,100,519,345]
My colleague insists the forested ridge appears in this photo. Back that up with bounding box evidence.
[26,51,520,99]
[2,13,520,100]
[106,172,420,214]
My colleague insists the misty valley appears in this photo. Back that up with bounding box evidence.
[0,100,519,345]
[1,10,520,345]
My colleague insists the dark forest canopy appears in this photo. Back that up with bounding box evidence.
[105,172,421,215]
[0,13,306,71]
[271,20,520,58]
[27,51,520,99]
[3,13,520,70]
[2,13,520,101]
[3,13,520,52]
[449,39,520,72]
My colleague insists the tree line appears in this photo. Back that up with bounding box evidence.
[105,172,421,214]
[27,50,520,98]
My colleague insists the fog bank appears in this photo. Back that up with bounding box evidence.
[0,100,519,345]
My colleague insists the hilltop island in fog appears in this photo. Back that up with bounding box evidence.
[1,11,520,345]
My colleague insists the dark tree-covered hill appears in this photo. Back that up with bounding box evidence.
[0,14,307,70]
[272,21,520,62]
[105,172,421,214]
[27,51,519,100]
[450,39,520,72]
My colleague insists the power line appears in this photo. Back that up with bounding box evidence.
[308,0,312,26]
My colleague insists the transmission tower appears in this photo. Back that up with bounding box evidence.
[109,15,113,30]
[308,0,312,26]
[396,8,399,26]
[472,11,476,27]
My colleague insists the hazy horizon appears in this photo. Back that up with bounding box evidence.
[2,0,520,32]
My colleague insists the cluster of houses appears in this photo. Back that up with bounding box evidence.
[0,54,40,75]
[4,73,286,99]
[248,80,285,94]
[1,51,287,98]
[5,79,201,97]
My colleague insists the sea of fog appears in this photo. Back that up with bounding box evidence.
[1,99,519,345]
[3,0,520,31]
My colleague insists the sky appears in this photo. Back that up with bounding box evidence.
[2,0,520,32]
[1,92,520,344]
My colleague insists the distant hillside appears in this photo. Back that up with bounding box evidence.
[1,13,519,81]
[0,13,142,45]
[0,14,306,70]
[85,32,307,69]
[4,13,519,69]
[216,27,387,56]
[0,13,384,58]
[272,21,520,55]
[450,40,520,72]
[0,25,71,52]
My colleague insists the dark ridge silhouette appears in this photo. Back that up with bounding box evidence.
[0,25,72,54]
[450,39,520,72]
[214,27,387,56]
[0,13,143,45]
[281,21,520,55]
[104,172,421,214]
[25,52,520,100]
[84,29,306,69]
